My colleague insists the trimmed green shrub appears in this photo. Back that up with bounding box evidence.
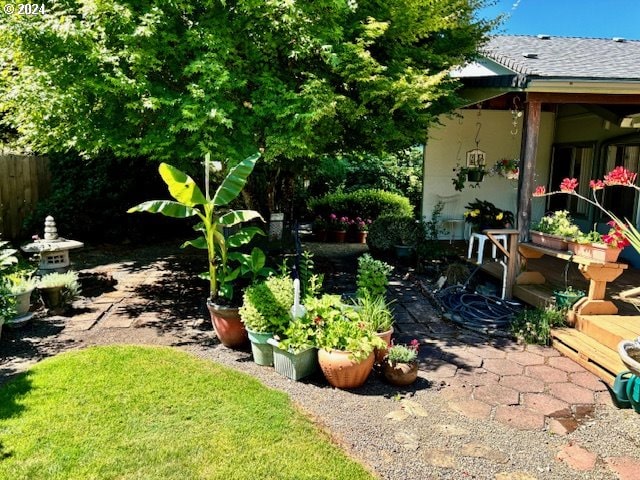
[367,215,421,252]
[308,189,413,221]
[239,276,294,335]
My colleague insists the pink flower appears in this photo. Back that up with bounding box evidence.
[329,213,337,221]
[409,339,420,352]
[560,178,578,192]
[589,179,605,190]
[604,166,637,186]
[533,185,546,196]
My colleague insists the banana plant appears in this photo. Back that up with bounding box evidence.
[128,153,264,302]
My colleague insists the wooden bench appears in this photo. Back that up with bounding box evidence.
[518,243,628,315]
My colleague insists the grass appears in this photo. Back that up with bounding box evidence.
[0,346,375,480]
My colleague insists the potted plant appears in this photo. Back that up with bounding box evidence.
[355,292,395,364]
[38,271,81,312]
[569,222,629,263]
[463,199,514,233]
[452,164,487,191]
[311,294,385,389]
[239,275,294,366]
[530,210,580,251]
[553,285,586,310]
[383,340,420,387]
[5,273,38,326]
[491,158,519,180]
[353,217,371,244]
[329,214,349,243]
[355,253,393,299]
[268,315,319,381]
[383,216,420,259]
[128,153,264,349]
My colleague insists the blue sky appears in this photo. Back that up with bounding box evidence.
[481,0,640,40]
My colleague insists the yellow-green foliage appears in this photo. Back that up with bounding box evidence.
[239,276,294,334]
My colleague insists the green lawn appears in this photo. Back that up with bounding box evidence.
[0,346,375,480]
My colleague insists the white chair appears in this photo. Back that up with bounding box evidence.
[435,194,466,243]
[467,232,508,264]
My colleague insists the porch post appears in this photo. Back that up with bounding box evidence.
[517,98,542,243]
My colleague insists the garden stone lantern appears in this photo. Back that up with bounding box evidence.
[21,216,84,274]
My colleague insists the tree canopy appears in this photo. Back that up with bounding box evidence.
[1,0,493,167]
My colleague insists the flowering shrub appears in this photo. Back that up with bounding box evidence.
[533,167,640,254]
[464,199,514,229]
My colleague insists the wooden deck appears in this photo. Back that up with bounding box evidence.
[475,251,640,386]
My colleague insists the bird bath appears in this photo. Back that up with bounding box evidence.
[21,216,84,274]
[618,337,640,376]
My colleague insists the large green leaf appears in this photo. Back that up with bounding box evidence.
[159,163,207,207]
[181,237,207,250]
[212,153,260,207]
[219,210,263,227]
[227,227,265,248]
[127,200,199,218]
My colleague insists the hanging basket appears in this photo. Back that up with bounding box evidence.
[466,169,485,183]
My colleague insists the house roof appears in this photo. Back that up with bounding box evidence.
[480,35,640,81]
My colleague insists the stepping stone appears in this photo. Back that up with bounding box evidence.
[556,443,597,472]
[394,431,420,451]
[460,443,509,463]
[422,448,457,468]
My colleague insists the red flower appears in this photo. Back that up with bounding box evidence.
[560,178,578,192]
[409,339,420,352]
[533,185,546,196]
[589,179,605,190]
[604,166,637,186]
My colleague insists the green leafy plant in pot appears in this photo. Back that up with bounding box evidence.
[239,275,293,366]
[128,153,264,349]
[38,271,81,313]
[5,273,38,324]
[311,294,385,389]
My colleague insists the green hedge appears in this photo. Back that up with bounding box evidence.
[308,189,413,220]
[367,214,422,252]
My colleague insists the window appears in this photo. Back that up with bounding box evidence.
[601,144,640,222]
[548,145,593,216]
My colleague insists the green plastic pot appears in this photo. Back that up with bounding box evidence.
[247,329,274,366]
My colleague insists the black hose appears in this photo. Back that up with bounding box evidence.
[435,285,522,334]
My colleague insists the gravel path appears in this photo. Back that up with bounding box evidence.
[2,241,640,479]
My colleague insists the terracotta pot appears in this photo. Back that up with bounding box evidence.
[529,231,568,251]
[333,230,347,243]
[206,301,248,349]
[569,242,622,263]
[318,349,374,389]
[383,361,418,387]
[357,231,368,244]
[374,327,394,364]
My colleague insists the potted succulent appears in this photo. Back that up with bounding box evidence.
[311,294,385,389]
[129,153,264,349]
[530,210,580,251]
[38,271,81,312]
[383,340,420,387]
[239,275,293,366]
[355,292,395,364]
[5,273,38,326]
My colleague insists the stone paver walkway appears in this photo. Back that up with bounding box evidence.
[2,244,640,479]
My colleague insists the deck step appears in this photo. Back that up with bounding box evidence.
[551,327,626,386]
[575,314,640,351]
[512,283,555,309]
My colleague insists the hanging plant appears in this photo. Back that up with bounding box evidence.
[451,164,487,191]
[492,158,519,179]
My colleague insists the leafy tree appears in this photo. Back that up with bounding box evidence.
[1,0,494,212]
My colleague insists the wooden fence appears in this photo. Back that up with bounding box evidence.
[0,155,51,240]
